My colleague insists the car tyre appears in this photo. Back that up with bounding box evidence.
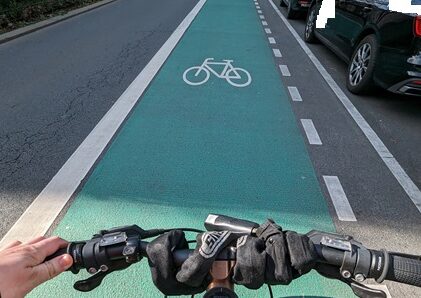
[280,0,287,7]
[347,35,378,94]
[286,0,299,19]
[305,4,319,43]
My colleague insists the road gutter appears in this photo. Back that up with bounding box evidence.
[0,0,117,45]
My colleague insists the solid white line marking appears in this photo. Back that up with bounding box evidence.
[0,0,208,249]
[268,0,421,213]
[273,48,282,57]
[288,86,302,102]
[279,64,290,76]
[259,15,265,19]
[268,37,276,44]
[262,20,268,26]
[258,10,262,13]
[264,28,272,34]
[323,176,357,222]
[301,119,322,145]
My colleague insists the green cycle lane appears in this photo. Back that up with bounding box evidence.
[31,0,354,297]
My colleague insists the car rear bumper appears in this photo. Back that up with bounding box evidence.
[388,74,421,96]
[388,53,421,95]
[381,52,421,96]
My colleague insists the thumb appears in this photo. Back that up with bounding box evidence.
[32,254,73,287]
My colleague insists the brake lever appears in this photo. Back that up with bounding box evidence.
[74,268,112,292]
[349,282,387,298]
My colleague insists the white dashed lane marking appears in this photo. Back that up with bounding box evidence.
[287,86,302,102]
[264,28,272,34]
[273,48,282,57]
[323,176,357,222]
[262,20,268,26]
[268,37,276,44]
[279,64,290,76]
[259,15,265,19]
[301,119,322,145]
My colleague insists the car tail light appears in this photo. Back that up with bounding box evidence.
[414,16,421,37]
[410,79,421,85]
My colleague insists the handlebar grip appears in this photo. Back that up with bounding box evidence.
[385,254,421,287]
[45,247,69,262]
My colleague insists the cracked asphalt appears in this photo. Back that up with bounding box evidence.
[0,0,197,237]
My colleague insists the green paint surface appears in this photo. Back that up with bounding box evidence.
[31,0,354,297]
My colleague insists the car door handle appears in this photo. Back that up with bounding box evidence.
[363,6,372,12]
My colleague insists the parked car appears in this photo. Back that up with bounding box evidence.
[280,0,312,19]
[304,0,421,96]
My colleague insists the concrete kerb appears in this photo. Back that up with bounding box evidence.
[0,0,117,44]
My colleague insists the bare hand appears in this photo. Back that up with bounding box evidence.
[0,236,73,298]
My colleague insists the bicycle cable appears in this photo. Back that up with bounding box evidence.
[267,284,273,298]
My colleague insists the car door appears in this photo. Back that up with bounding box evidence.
[332,0,372,58]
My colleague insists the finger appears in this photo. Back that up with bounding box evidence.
[31,236,68,261]
[25,236,46,245]
[3,240,22,250]
[31,254,73,287]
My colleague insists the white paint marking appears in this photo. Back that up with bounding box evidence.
[287,86,302,102]
[259,15,265,19]
[262,20,268,26]
[258,10,262,14]
[273,48,282,57]
[301,119,322,145]
[279,64,290,76]
[0,0,208,249]
[264,28,272,34]
[268,0,421,213]
[256,5,261,9]
[323,176,357,221]
[268,37,276,44]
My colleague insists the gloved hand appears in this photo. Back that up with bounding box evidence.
[146,230,206,296]
[233,219,317,288]
[146,230,236,296]
[232,235,266,289]
[177,230,237,286]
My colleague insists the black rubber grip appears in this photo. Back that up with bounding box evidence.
[44,247,68,262]
[385,255,421,287]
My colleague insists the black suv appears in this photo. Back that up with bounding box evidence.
[304,0,421,96]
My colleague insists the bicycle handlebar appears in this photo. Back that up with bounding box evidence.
[45,214,421,297]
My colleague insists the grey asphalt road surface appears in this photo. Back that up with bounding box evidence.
[1,0,420,296]
[0,0,197,238]
[259,0,421,297]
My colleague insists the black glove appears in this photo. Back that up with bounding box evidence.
[146,230,207,296]
[177,231,237,287]
[234,219,317,288]
[232,235,266,289]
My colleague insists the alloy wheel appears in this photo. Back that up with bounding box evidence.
[305,8,316,40]
[349,43,371,86]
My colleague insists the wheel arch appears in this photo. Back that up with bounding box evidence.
[352,26,380,51]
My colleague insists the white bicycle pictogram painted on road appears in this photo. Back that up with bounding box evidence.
[183,58,252,87]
